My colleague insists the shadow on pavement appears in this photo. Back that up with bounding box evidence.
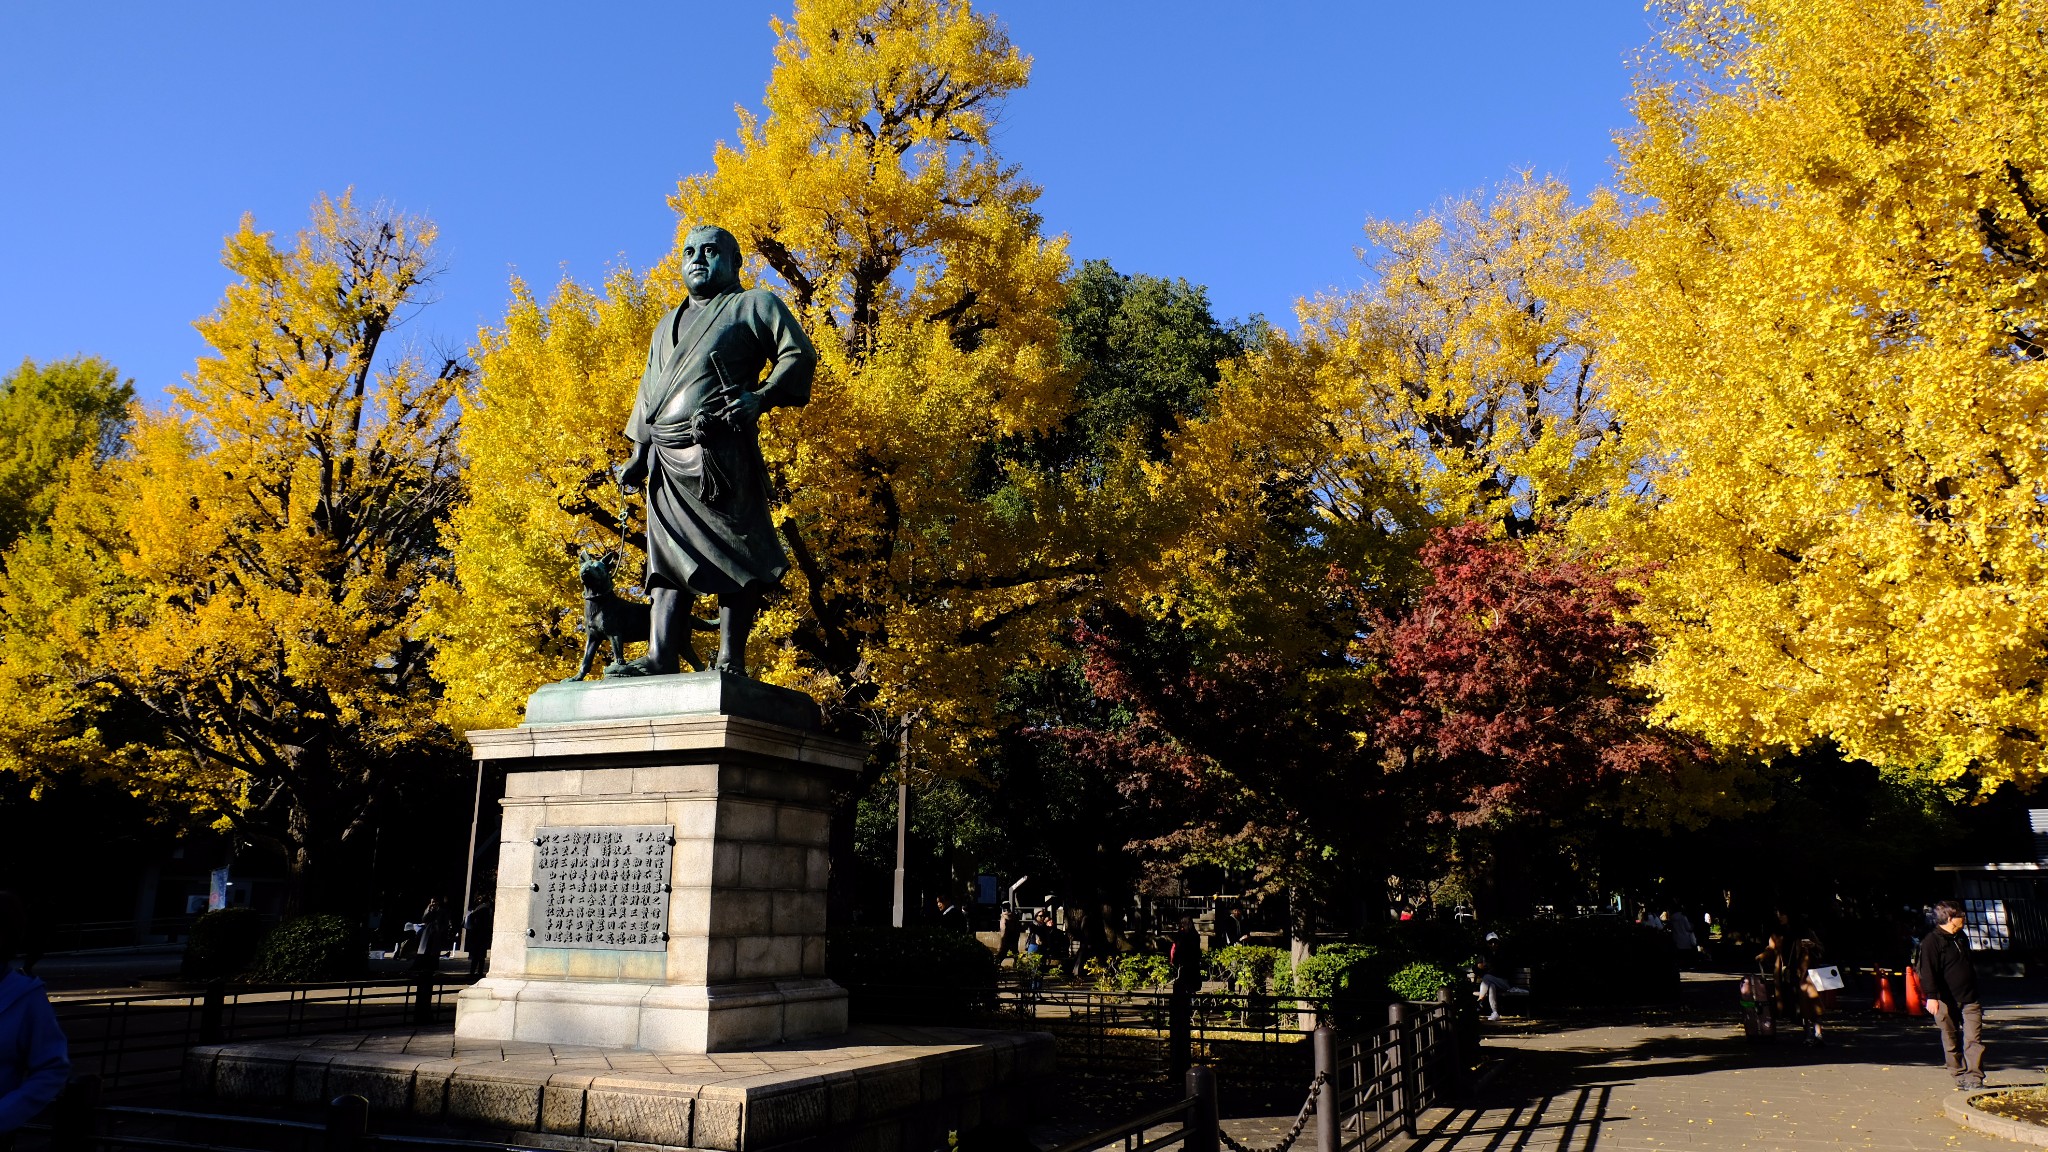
[1403,978,2048,1150]
[1409,1085,1620,1152]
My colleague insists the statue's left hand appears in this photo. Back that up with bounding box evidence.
[719,390,764,424]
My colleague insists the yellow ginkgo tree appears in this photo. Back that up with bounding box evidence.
[1151,177,1629,651]
[0,194,466,909]
[1605,0,2048,787]
[433,0,1164,760]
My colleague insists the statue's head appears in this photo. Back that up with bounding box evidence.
[681,225,742,297]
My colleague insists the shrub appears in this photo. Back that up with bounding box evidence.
[1080,957,1113,989]
[252,915,366,982]
[1114,952,1173,991]
[1388,960,1459,1002]
[829,926,996,1022]
[1291,944,1381,1001]
[1294,943,1394,1030]
[180,908,269,981]
[1212,944,1289,995]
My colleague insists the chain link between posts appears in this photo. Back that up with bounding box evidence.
[1217,1069,1329,1152]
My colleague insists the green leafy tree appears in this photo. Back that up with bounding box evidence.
[0,357,133,550]
[1044,259,1252,465]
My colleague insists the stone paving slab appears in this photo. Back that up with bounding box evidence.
[1391,997,2048,1152]
[188,1023,1054,1151]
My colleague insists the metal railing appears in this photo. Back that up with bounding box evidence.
[1049,1067,1221,1152]
[853,984,1332,1038]
[1319,1000,1460,1152]
[53,977,465,1100]
[849,984,1335,1085]
[36,917,202,953]
[1064,993,1467,1152]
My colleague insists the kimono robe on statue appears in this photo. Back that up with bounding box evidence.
[625,285,817,599]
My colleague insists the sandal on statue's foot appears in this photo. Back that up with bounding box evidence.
[608,657,665,678]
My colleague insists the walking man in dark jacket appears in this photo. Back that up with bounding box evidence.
[1917,900,1984,1089]
[934,894,971,935]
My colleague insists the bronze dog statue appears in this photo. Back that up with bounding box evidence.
[564,551,713,680]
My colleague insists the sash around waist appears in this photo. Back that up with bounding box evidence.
[648,420,703,449]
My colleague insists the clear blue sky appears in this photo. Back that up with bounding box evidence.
[0,2,1657,403]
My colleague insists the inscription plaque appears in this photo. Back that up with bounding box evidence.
[529,825,673,950]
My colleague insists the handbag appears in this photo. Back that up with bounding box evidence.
[1806,965,1844,992]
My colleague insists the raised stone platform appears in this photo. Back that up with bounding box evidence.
[459,671,870,1053]
[524,672,822,731]
[187,1025,1054,1151]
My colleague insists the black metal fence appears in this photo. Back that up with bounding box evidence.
[53,977,464,1100]
[1051,1067,1222,1152]
[37,916,202,953]
[1316,1000,1459,1152]
[1053,994,1466,1152]
[850,983,1335,1088]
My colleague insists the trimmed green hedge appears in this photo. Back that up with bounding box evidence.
[1291,943,1383,1001]
[180,908,269,981]
[1388,959,1459,1001]
[252,915,366,982]
[1212,943,1291,995]
[828,926,996,1023]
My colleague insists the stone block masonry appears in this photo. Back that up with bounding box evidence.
[454,673,871,1053]
[188,1025,1055,1152]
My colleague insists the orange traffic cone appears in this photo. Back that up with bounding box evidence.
[1873,969,1897,1013]
[1905,965,1925,1015]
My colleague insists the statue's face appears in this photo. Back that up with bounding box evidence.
[682,229,740,295]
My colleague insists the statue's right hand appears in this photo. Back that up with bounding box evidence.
[616,460,647,495]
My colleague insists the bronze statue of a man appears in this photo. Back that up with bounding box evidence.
[615,225,817,677]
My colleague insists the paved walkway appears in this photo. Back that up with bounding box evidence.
[1394,987,2048,1151]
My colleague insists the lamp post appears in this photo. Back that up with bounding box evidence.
[891,720,909,928]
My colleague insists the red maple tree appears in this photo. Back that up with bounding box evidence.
[1055,520,1702,910]
[1361,520,1708,827]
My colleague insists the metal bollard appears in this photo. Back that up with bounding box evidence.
[1389,1001,1416,1137]
[1314,1025,1340,1152]
[1169,990,1194,1081]
[1184,1065,1220,1152]
[1437,985,1465,1093]
[412,975,436,1026]
[198,979,226,1044]
[325,1093,369,1152]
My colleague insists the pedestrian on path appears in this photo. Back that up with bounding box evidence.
[464,895,494,978]
[1664,908,1697,955]
[996,906,1021,964]
[1917,899,1985,1090]
[1169,915,1204,993]
[934,893,971,935]
[1474,934,1529,1021]
[1793,932,1829,1046]
[0,892,68,1136]
[412,897,450,975]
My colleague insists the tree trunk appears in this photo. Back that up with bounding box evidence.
[1289,884,1319,1030]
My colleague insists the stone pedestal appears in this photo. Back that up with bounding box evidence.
[455,672,868,1053]
[188,1025,1055,1151]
